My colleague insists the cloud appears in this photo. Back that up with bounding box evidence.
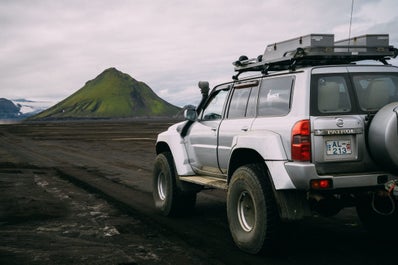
[1,0,398,106]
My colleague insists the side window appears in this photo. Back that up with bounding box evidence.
[201,89,229,120]
[227,81,259,119]
[316,76,351,113]
[228,86,258,119]
[227,87,252,119]
[258,76,293,116]
[246,85,259,117]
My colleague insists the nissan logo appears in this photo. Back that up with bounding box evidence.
[336,118,344,127]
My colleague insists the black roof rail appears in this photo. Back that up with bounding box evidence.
[232,34,398,80]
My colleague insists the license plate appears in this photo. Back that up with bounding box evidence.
[326,140,352,155]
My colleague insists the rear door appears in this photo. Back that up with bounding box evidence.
[311,69,368,174]
[310,67,398,175]
[217,80,259,173]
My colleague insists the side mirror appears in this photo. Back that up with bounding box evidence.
[184,108,197,121]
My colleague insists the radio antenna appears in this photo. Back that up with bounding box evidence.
[348,0,355,45]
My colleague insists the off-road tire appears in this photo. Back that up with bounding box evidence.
[227,164,279,254]
[153,152,196,216]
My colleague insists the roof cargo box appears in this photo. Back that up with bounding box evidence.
[334,34,390,53]
[264,34,334,62]
[335,34,389,47]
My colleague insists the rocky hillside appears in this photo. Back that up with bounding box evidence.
[0,98,21,119]
[33,68,180,120]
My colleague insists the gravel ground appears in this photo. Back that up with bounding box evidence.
[0,167,206,265]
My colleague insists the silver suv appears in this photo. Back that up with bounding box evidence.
[153,34,398,254]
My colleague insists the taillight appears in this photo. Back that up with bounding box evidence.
[291,119,311,161]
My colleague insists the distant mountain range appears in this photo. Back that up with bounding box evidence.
[27,67,181,120]
[0,98,51,120]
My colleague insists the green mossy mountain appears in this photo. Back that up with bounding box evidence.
[33,68,180,119]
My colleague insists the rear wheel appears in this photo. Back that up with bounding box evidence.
[227,164,279,254]
[153,152,196,216]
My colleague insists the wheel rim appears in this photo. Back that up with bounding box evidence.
[157,172,167,201]
[237,191,255,232]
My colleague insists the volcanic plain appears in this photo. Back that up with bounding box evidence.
[0,120,396,265]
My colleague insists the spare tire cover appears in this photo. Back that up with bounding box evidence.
[368,102,398,173]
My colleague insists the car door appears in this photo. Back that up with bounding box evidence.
[185,85,231,175]
[217,80,259,173]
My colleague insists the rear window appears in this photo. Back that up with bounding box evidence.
[316,76,352,113]
[311,72,398,115]
[352,74,398,111]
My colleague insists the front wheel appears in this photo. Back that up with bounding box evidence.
[152,152,196,216]
[227,164,279,254]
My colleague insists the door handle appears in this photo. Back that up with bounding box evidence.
[241,126,249,132]
[211,128,217,132]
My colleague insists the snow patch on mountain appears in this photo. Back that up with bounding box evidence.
[12,99,55,115]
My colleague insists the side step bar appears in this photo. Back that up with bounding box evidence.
[179,176,228,190]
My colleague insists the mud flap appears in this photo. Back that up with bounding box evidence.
[273,190,310,221]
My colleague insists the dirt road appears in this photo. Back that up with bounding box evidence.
[0,120,395,265]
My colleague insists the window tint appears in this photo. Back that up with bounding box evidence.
[317,76,351,113]
[352,74,398,111]
[228,87,251,119]
[246,85,259,117]
[258,76,293,116]
[201,89,229,120]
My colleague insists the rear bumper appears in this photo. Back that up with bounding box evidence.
[284,162,398,190]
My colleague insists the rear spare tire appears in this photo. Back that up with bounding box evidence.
[368,102,398,173]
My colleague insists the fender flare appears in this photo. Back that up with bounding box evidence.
[228,131,296,190]
[156,124,195,176]
[230,131,287,160]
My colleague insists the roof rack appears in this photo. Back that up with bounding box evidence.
[232,34,398,80]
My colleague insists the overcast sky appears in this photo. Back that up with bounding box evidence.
[1,0,398,107]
